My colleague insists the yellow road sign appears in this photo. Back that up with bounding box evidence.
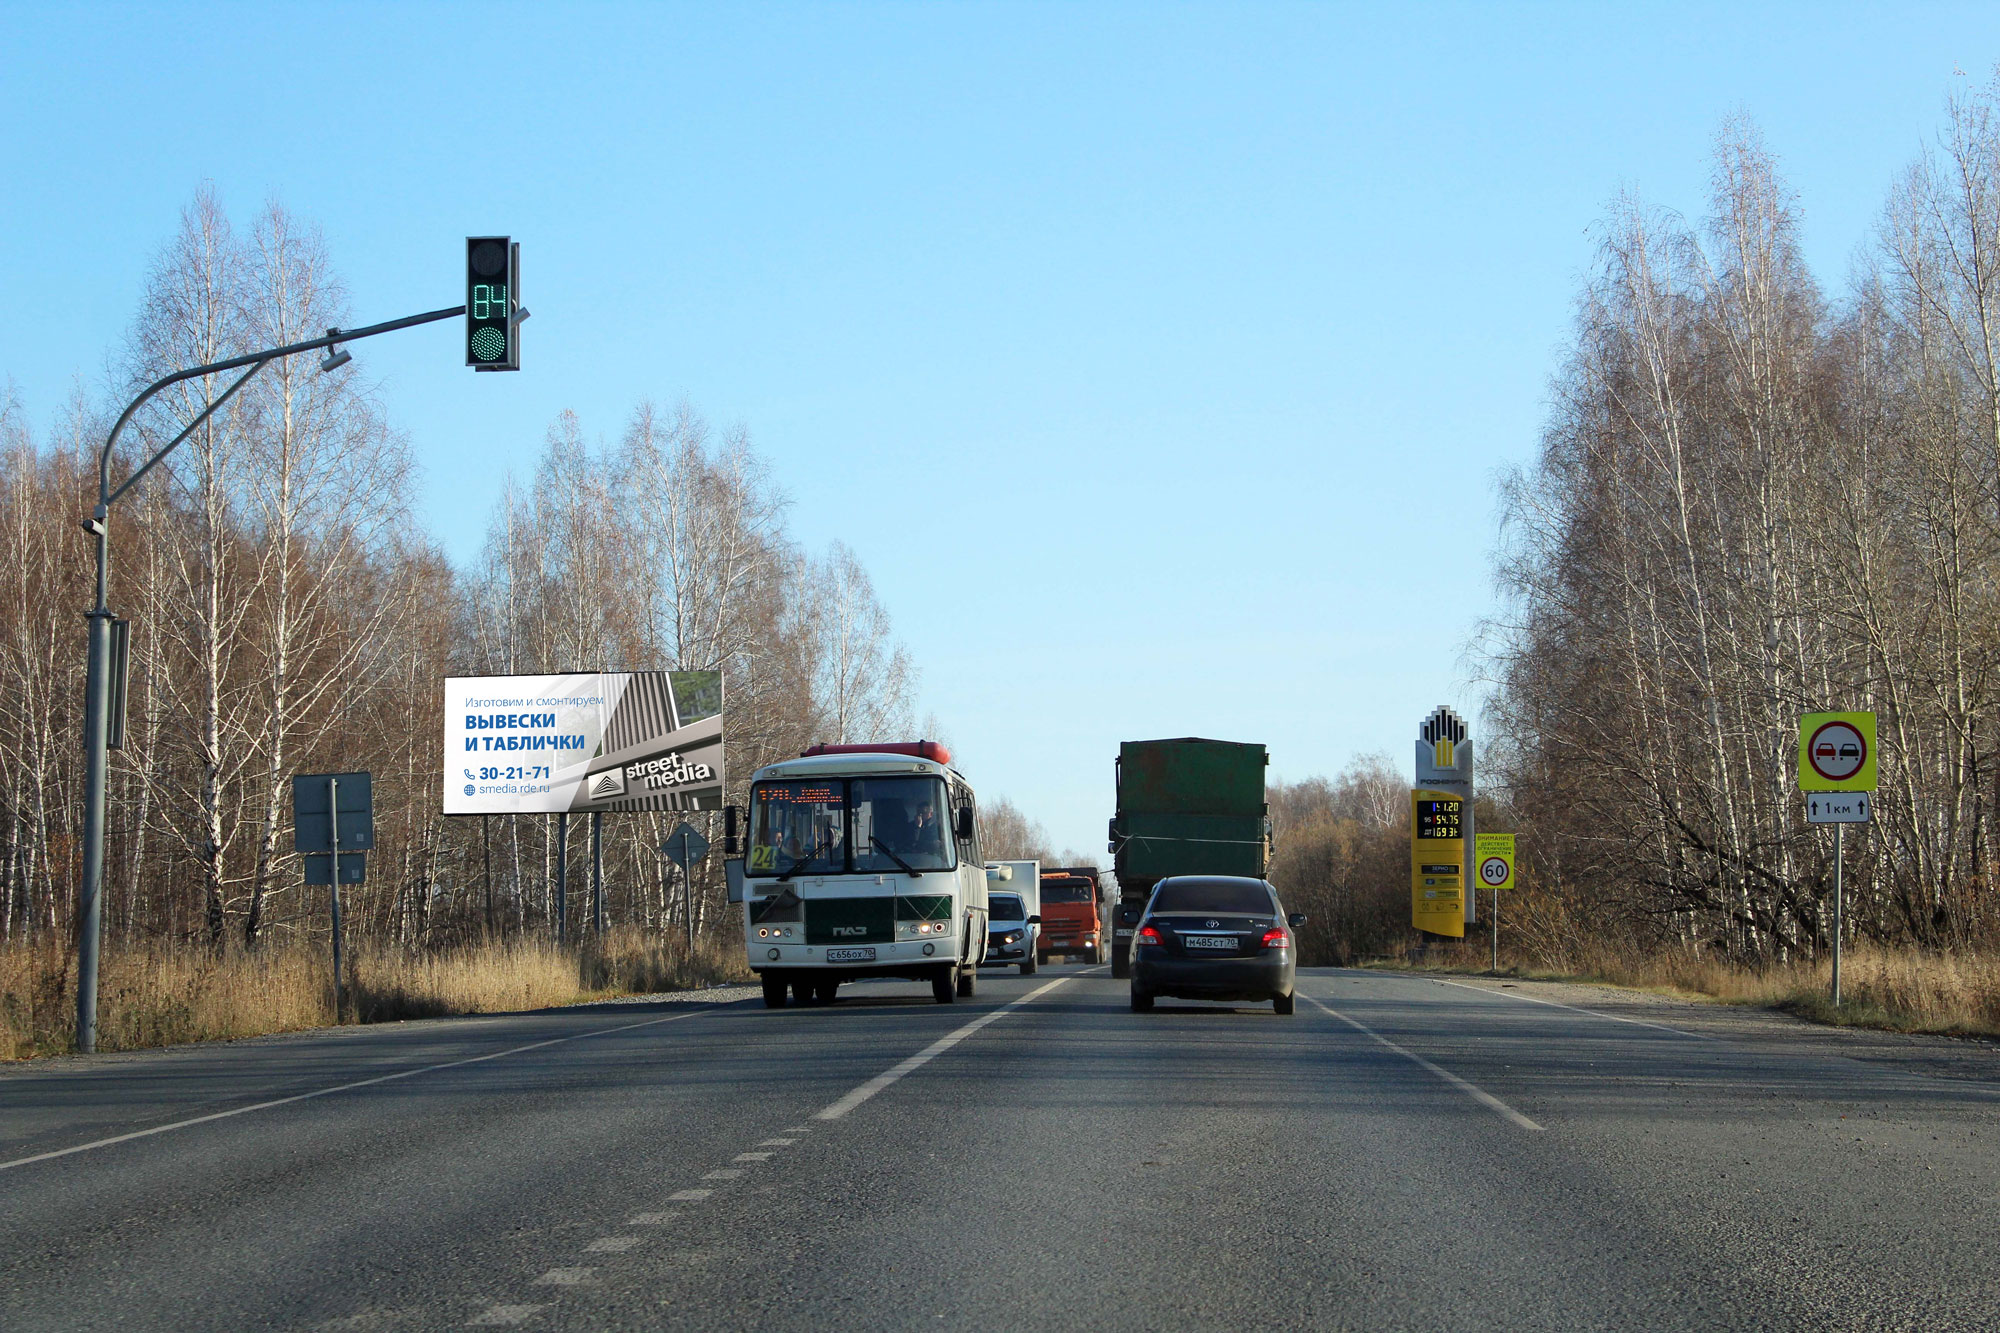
[1411,788,1466,938]
[1474,833,1515,891]
[1799,712,1877,792]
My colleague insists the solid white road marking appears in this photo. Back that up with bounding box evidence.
[1428,977,1718,1040]
[814,974,1076,1121]
[0,1007,717,1175]
[1305,994,1544,1131]
[667,1188,712,1201]
[468,1303,547,1325]
[585,1236,642,1253]
[533,1268,594,1286]
[733,1152,772,1162]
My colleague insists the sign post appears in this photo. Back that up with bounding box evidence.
[1799,711,1877,1006]
[663,822,710,952]
[1414,706,1475,934]
[1475,832,1515,972]
[293,772,374,1019]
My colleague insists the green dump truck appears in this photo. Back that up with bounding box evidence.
[1106,737,1271,979]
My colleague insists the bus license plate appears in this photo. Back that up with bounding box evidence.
[825,947,875,963]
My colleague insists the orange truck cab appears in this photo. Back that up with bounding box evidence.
[1036,866,1105,964]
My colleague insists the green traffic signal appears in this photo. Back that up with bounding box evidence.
[466,236,519,371]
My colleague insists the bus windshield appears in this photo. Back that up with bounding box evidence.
[748,776,954,877]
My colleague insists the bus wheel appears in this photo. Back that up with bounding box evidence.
[815,978,840,1004]
[956,966,976,998]
[931,967,956,1004]
[792,976,818,1006]
[761,973,788,1008]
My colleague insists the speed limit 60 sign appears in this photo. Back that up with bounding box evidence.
[1474,833,1515,891]
[1798,712,1877,792]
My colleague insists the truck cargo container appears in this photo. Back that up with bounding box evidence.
[1107,738,1270,978]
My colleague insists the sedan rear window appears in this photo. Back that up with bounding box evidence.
[1149,881,1275,915]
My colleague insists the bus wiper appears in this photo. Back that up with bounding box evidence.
[870,836,922,878]
[776,835,832,881]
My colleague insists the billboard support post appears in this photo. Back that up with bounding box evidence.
[555,813,568,945]
[482,815,493,936]
[591,810,604,936]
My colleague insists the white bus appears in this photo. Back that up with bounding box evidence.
[743,741,989,1007]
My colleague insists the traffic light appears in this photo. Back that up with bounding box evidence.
[466,236,520,371]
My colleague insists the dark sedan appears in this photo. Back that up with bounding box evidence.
[1129,875,1304,1014]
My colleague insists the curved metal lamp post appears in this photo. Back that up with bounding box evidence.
[75,304,464,1053]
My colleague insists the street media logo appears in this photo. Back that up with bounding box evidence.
[590,769,627,800]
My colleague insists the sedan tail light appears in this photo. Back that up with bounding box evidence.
[1261,927,1289,950]
[1137,924,1166,947]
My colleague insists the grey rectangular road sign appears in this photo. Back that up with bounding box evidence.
[294,772,375,852]
[1806,792,1871,824]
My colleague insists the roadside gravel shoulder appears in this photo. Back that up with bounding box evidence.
[1377,968,2000,1088]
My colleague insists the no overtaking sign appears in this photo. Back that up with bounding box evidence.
[1798,712,1876,793]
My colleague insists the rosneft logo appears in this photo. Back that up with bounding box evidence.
[1422,707,1468,771]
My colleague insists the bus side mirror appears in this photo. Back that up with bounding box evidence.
[724,805,742,857]
[956,807,974,839]
[725,860,746,904]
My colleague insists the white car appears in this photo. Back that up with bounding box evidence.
[982,891,1041,975]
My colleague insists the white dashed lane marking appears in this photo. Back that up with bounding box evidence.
[465,978,1079,1324]
[1304,993,1544,1131]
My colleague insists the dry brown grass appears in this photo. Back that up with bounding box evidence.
[1373,937,2000,1038]
[1,927,752,1061]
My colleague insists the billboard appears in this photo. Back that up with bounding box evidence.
[444,671,723,815]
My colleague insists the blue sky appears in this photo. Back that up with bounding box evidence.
[4,2,1996,858]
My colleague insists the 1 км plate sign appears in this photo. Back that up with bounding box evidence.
[444,671,724,816]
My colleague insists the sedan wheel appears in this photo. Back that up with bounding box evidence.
[1130,990,1154,1012]
[1273,991,1295,1015]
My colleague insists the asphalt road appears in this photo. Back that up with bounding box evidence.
[3,965,1997,1331]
